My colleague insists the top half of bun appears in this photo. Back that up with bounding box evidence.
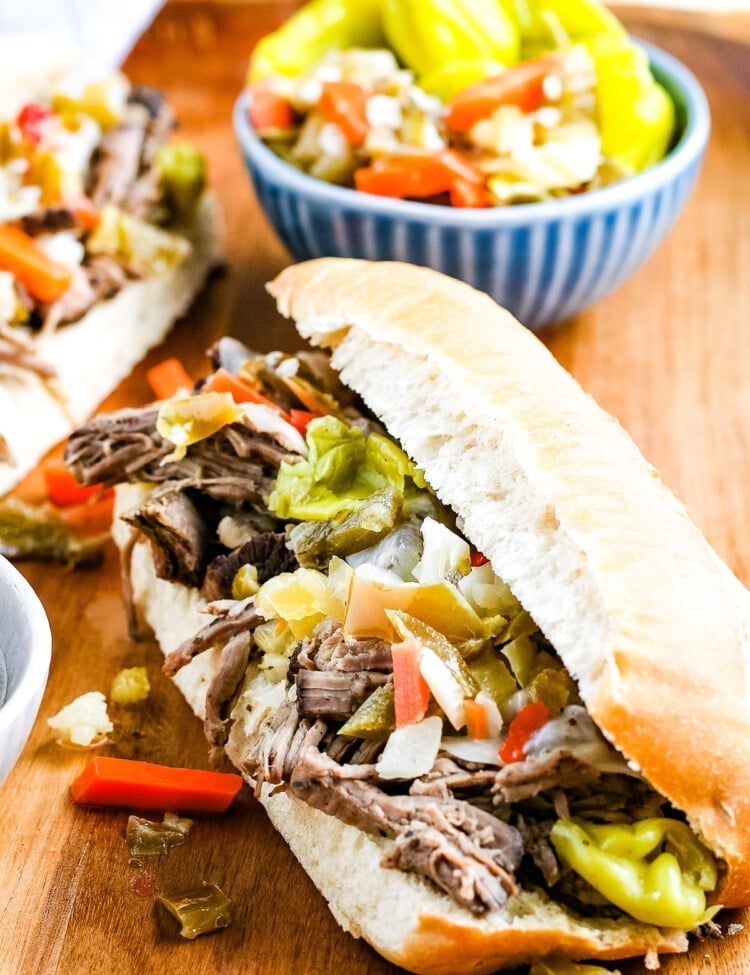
[268,258,750,907]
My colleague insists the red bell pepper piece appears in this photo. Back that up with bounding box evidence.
[288,408,321,434]
[447,56,559,132]
[70,756,243,813]
[318,80,370,146]
[58,492,115,536]
[392,639,431,728]
[43,458,106,507]
[499,700,550,764]
[16,103,55,144]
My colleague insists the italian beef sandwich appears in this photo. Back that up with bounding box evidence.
[65,259,750,973]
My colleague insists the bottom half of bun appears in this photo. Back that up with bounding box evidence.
[0,193,222,496]
[115,505,691,975]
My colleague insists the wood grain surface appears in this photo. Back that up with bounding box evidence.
[2,3,749,974]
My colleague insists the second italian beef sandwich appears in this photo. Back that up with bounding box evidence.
[65,259,750,973]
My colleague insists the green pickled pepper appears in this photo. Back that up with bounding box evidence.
[157,143,206,219]
[382,0,520,80]
[339,683,395,738]
[550,817,718,930]
[248,0,386,81]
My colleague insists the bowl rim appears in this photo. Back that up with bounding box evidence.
[234,39,711,225]
[0,556,51,734]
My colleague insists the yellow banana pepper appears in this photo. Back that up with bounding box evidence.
[586,34,675,174]
[504,0,624,57]
[248,0,386,81]
[550,817,719,930]
[381,0,520,80]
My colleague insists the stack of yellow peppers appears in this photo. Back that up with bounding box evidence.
[249,0,674,177]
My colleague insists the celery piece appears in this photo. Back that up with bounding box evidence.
[159,883,232,939]
[127,812,193,856]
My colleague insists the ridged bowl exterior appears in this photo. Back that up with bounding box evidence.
[0,556,51,785]
[235,43,710,329]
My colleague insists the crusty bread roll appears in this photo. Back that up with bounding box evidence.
[113,258,750,973]
[0,194,222,496]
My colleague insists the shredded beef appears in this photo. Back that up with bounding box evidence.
[0,323,56,378]
[292,618,393,674]
[242,699,328,793]
[204,629,252,765]
[493,751,602,803]
[516,818,560,888]
[21,207,78,236]
[87,122,145,209]
[289,748,523,915]
[162,598,260,677]
[201,532,297,601]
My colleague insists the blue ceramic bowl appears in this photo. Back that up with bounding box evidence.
[235,42,710,329]
[0,556,51,786]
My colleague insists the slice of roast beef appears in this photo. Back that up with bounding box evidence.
[289,748,523,915]
[122,489,210,587]
[295,670,390,721]
[65,410,295,506]
[201,532,297,601]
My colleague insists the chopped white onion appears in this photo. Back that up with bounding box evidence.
[47,691,113,748]
[376,715,443,780]
[240,402,308,456]
[440,736,503,767]
[36,231,85,269]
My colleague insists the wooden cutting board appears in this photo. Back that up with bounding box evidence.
[2,3,749,973]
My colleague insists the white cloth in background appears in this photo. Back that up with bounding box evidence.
[0,0,165,83]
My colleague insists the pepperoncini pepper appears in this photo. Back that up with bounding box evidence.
[550,818,719,930]
[248,0,386,81]
[505,0,624,57]
[585,34,675,175]
[381,0,520,81]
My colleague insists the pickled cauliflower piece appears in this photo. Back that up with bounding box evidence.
[48,691,113,747]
